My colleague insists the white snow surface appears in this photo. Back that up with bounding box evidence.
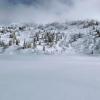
[0,54,100,100]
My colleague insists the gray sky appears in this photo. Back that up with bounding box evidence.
[0,0,100,24]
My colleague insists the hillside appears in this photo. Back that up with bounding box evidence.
[0,20,100,55]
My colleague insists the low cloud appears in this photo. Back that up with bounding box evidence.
[0,0,100,24]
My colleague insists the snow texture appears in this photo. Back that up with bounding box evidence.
[0,55,100,100]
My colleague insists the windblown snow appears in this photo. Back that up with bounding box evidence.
[0,20,100,55]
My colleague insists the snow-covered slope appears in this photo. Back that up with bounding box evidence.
[0,20,100,55]
[0,55,100,100]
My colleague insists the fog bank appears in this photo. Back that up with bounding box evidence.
[0,0,100,24]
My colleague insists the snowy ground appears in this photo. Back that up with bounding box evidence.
[0,54,100,100]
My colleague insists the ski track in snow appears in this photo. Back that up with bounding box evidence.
[0,55,100,100]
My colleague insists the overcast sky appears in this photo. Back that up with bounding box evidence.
[0,0,100,24]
